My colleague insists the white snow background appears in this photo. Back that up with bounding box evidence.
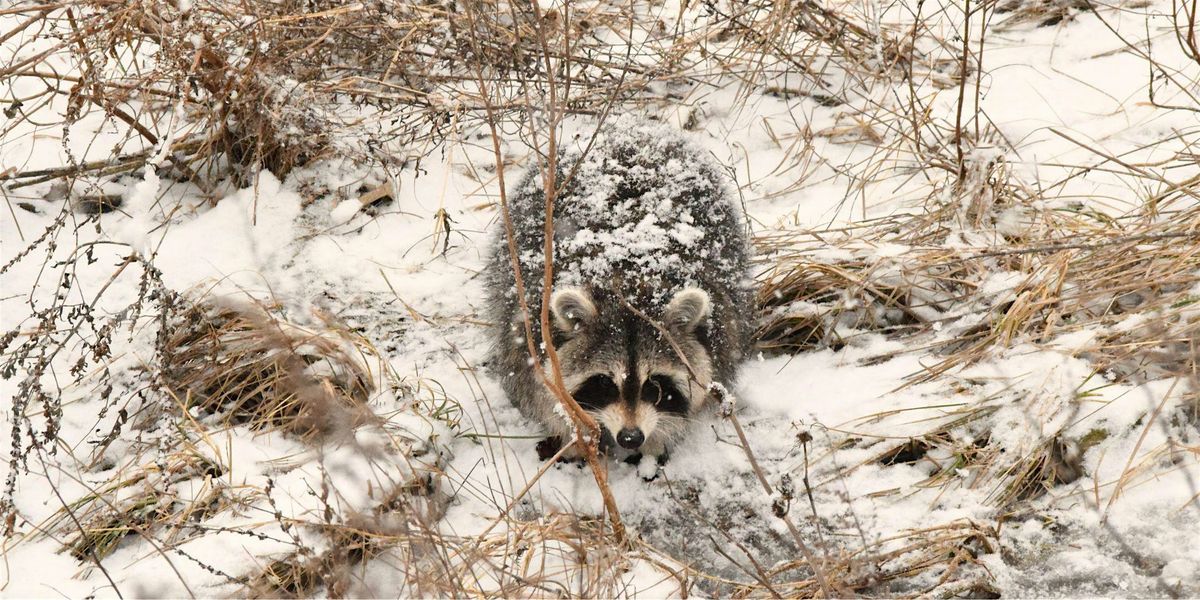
[2,0,1199,597]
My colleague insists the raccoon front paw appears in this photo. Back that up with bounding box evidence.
[535,436,564,461]
[537,435,589,468]
[627,450,668,481]
[636,454,663,481]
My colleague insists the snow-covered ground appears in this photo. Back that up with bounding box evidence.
[3,0,1199,597]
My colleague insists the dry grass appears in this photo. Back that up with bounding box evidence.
[0,0,922,199]
[723,519,1000,598]
[159,296,377,440]
[243,513,680,598]
[753,192,1200,520]
[755,204,1200,386]
[994,0,1102,28]
[46,447,229,562]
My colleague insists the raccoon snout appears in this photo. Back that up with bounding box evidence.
[616,427,645,450]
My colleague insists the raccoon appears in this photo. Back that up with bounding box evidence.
[485,117,752,465]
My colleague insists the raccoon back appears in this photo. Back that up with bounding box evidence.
[485,118,753,392]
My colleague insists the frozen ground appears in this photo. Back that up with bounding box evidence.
[3,0,1200,597]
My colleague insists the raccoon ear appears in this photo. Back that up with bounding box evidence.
[665,287,711,332]
[551,287,597,332]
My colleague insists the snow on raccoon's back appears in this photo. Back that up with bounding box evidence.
[485,116,752,457]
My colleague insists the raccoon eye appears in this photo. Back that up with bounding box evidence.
[641,375,689,415]
[572,374,618,409]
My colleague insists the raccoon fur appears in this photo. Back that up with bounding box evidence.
[484,117,752,464]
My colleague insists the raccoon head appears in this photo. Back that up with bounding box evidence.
[549,286,714,452]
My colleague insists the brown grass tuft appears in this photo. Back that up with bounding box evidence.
[160,296,376,440]
[42,447,230,562]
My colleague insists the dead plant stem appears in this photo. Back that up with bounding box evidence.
[727,411,833,597]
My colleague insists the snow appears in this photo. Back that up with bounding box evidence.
[152,171,302,293]
[3,1,1200,597]
[330,198,363,223]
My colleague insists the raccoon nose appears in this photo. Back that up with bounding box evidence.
[616,427,644,450]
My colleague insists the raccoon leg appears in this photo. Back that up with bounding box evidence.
[537,427,616,466]
[632,440,669,481]
[620,452,664,481]
[537,436,586,468]
[620,447,670,464]
[636,454,664,481]
[535,436,565,461]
